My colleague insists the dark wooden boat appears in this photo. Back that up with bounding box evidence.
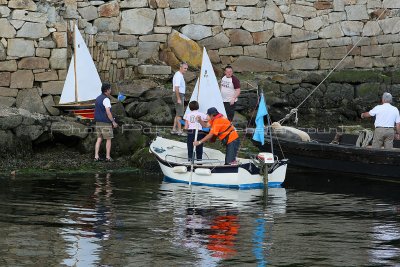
[255,130,400,179]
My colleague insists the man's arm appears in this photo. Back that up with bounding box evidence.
[197,116,210,128]
[106,108,118,128]
[230,88,241,105]
[175,87,181,104]
[361,112,372,119]
[194,132,214,146]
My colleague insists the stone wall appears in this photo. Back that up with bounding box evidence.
[0,0,400,115]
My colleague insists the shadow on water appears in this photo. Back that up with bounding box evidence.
[0,170,399,266]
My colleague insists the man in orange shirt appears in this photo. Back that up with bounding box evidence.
[194,107,240,165]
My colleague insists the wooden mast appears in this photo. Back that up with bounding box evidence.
[73,20,78,103]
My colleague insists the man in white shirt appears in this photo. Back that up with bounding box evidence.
[171,62,188,135]
[220,65,241,122]
[361,92,400,149]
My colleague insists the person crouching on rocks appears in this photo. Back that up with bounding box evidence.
[183,101,207,162]
[193,107,240,165]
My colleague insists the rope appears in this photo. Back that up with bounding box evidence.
[356,129,373,147]
[278,7,389,125]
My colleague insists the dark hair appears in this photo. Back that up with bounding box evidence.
[224,65,233,71]
[101,82,111,93]
[189,101,199,111]
[180,62,188,68]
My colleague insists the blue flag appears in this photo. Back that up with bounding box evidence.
[252,95,268,145]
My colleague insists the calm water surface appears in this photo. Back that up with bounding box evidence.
[0,170,400,266]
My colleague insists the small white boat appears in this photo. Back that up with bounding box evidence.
[150,136,288,189]
[150,47,288,189]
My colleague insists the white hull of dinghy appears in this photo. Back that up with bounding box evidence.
[150,137,287,189]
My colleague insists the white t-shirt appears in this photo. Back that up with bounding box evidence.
[220,75,240,102]
[184,110,207,130]
[103,98,111,108]
[173,71,186,94]
[369,103,400,127]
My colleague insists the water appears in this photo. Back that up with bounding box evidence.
[0,170,400,266]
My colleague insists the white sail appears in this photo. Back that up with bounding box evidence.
[59,24,101,104]
[184,47,227,117]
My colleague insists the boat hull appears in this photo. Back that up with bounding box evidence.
[150,137,287,189]
[259,134,400,178]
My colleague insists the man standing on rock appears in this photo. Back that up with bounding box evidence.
[220,65,241,122]
[361,92,400,149]
[94,82,118,162]
[171,62,188,136]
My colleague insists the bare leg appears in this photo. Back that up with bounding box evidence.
[106,139,112,159]
[95,137,102,159]
[176,116,182,132]
[172,116,177,132]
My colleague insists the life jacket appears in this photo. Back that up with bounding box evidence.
[210,114,239,145]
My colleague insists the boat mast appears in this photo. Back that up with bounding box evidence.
[73,20,78,103]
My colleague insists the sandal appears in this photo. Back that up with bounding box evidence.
[105,157,114,162]
[94,157,101,162]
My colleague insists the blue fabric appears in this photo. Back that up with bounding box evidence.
[252,95,268,145]
[94,94,112,123]
[117,92,126,102]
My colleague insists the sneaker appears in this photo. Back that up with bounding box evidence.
[170,129,178,134]
[177,131,187,137]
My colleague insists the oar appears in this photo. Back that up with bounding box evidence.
[189,125,198,186]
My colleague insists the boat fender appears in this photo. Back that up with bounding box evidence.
[172,166,187,173]
[194,168,212,176]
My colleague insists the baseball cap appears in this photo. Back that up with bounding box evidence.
[207,107,219,115]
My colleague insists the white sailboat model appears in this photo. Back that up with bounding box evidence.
[55,23,102,120]
[150,48,288,189]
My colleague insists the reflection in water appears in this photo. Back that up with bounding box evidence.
[60,173,115,267]
[157,181,287,266]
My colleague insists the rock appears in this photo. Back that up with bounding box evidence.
[226,0,258,5]
[0,6,10,17]
[314,1,333,10]
[383,0,400,8]
[168,30,203,68]
[223,18,244,29]
[155,0,169,8]
[49,48,67,69]
[16,88,47,114]
[11,10,47,23]
[111,101,126,119]
[93,17,120,32]
[51,121,88,139]
[209,0,226,10]
[154,26,172,34]
[42,81,64,95]
[199,32,229,50]
[120,9,156,34]
[252,30,273,44]
[309,39,329,48]
[232,56,282,72]
[319,23,343,39]
[169,0,189,8]
[78,6,98,21]
[0,110,23,130]
[137,65,171,75]
[324,83,354,108]
[0,60,17,72]
[18,57,49,69]
[341,21,363,36]
[39,40,56,49]
[289,4,316,18]
[379,18,400,35]
[0,96,16,107]
[361,45,382,56]
[16,22,50,38]
[120,0,148,8]
[15,124,44,141]
[291,42,308,59]
[164,8,191,26]
[328,11,346,23]
[263,3,284,22]
[362,21,381,37]
[10,70,34,88]
[321,46,348,59]
[8,0,37,11]
[327,37,352,46]
[34,71,58,82]
[345,5,368,20]
[139,34,167,42]
[304,16,324,32]
[292,28,318,42]
[243,45,266,58]
[227,29,253,45]
[138,99,172,125]
[290,58,318,70]
[36,48,51,58]
[0,18,16,38]
[237,7,263,20]
[274,22,291,37]
[181,24,212,40]
[0,42,5,60]
[159,48,180,68]
[42,95,60,115]
[0,72,10,87]
[8,39,35,58]
[137,41,159,62]
[192,11,221,25]
[84,24,98,34]
[114,35,138,47]
[242,21,264,32]
[219,46,243,56]
[118,79,158,97]
[333,0,345,11]
[98,1,119,17]
[267,37,291,61]
[190,0,206,13]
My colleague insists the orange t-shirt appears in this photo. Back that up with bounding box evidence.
[210,115,239,144]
